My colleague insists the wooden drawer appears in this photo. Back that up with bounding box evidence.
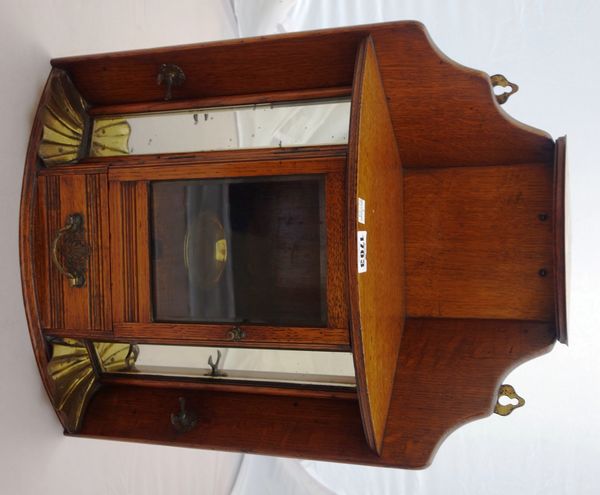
[34,173,111,333]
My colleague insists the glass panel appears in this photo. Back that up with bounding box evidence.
[151,175,327,326]
[94,343,355,388]
[91,99,350,156]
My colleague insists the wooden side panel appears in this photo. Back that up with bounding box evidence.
[371,22,554,167]
[35,175,61,329]
[405,164,554,320]
[347,38,405,454]
[35,173,111,332]
[380,318,556,467]
[77,318,555,469]
[52,31,364,106]
[52,21,553,167]
[109,181,151,324]
[86,174,112,330]
[326,171,348,329]
[553,136,568,344]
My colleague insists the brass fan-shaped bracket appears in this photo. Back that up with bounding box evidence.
[47,338,138,433]
[38,70,90,165]
[38,69,130,165]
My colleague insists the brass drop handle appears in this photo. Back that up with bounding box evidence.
[51,213,89,288]
[170,397,198,433]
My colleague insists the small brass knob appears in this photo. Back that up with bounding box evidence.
[228,326,246,342]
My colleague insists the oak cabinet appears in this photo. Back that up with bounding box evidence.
[21,21,566,468]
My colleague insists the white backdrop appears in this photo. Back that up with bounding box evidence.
[1,1,599,494]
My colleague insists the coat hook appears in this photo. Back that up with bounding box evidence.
[157,64,185,101]
[170,397,198,433]
[206,349,227,377]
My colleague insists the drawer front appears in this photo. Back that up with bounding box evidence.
[35,173,111,332]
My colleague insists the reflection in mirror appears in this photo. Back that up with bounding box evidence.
[151,176,327,326]
[90,98,350,156]
[93,343,355,388]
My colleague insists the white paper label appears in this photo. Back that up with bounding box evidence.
[357,231,367,273]
[358,197,366,224]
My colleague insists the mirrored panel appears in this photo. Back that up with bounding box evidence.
[91,99,351,156]
[94,343,355,388]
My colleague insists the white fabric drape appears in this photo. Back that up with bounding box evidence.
[228,1,598,494]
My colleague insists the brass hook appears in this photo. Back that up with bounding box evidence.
[490,74,519,105]
[206,350,226,377]
[494,384,525,416]
[157,64,186,101]
[170,397,198,433]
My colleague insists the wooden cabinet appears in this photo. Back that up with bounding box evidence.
[20,21,567,468]
[107,156,350,349]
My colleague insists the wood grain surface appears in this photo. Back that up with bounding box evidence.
[109,180,151,324]
[52,21,554,168]
[21,24,567,466]
[77,318,555,469]
[347,37,405,454]
[405,163,555,321]
[35,173,111,332]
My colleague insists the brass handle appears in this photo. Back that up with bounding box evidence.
[170,397,198,433]
[51,213,89,288]
[228,326,246,342]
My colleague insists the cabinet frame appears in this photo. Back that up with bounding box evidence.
[109,153,351,350]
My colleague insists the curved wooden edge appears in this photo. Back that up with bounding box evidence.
[346,36,375,453]
[49,21,402,65]
[347,36,406,455]
[553,136,568,344]
[379,318,556,469]
[371,22,555,167]
[20,70,59,409]
[407,22,554,143]
[19,68,97,431]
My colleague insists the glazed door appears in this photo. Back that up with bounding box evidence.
[109,153,349,350]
